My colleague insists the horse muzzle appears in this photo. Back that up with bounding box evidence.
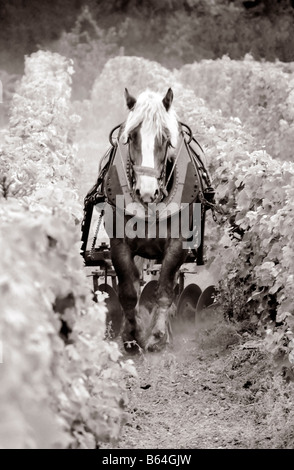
[135,176,160,203]
[132,165,160,203]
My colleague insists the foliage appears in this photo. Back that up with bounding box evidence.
[0,50,135,449]
[0,70,21,127]
[2,1,294,77]
[178,55,294,161]
[161,5,294,64]
[0,0,81,72]
[52,6,120,100]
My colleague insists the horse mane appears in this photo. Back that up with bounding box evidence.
[121,89,179,148]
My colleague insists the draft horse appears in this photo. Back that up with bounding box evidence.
[85,88,214,353]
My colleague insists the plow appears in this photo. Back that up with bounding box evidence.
[81,209,217,339]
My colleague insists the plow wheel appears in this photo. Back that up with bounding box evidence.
[139,280,158,313]
[176,284,202,322]
[195,285,217,327]
[97,283,123,338]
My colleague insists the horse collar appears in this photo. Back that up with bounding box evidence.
[104,132,200,218]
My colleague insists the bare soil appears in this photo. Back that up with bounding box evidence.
[101,307,294,449]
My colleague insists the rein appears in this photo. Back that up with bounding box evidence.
[162,135,185,194]
[117,141,132,191]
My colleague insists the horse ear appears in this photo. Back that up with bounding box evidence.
[162,88,173,111]
[124,88,136,110]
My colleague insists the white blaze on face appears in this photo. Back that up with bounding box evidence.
[138,125,158,202]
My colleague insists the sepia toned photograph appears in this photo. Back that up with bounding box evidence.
[1,0,294,452]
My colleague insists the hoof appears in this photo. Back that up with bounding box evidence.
[123,339,141,354]
[122,328,142,354]
[145,329,169,352]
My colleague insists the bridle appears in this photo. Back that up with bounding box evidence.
[108,121,196,204]
[128,137,172,202]
[111,123,175,203]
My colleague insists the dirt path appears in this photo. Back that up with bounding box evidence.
[101,308,294,449]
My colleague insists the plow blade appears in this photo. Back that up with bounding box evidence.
[139,280,158,313]
[97,283,123,338]
[177,284,202,321]
[195,285,217,314]
[195,285,217,326]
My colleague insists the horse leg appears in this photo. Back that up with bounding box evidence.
[145,240,187,351]
[110,241,141,353]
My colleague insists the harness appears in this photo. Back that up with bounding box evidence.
[82,122,219,265]
[85,122,215,216]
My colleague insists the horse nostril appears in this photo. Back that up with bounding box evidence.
[153,330,164,340]
[154,189,159,197]
[136,189,140,196]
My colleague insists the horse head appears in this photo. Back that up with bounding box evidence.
[121,88,179,204]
